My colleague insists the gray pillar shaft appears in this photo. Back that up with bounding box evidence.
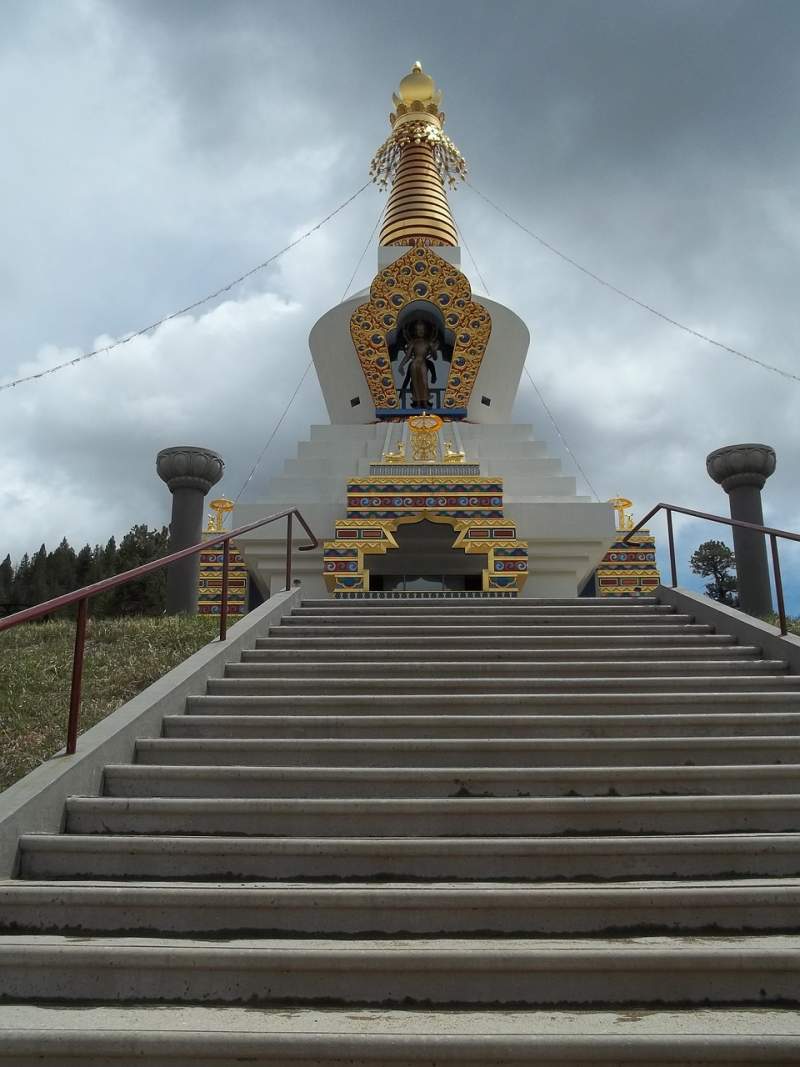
[727,484,772,617]
[165,487,206,615]
[157,445,224,617]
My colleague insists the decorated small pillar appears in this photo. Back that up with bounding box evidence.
[198,498,250,617]
[589,498,661,597]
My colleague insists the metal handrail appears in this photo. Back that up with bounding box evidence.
[0,507,318,754]
[622,502,795,635]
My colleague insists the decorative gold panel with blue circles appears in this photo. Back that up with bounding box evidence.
[350,246,492,411]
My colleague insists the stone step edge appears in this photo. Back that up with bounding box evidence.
[1,1011,799,1063]
[228,660,787,672]
[166,711,800,727]
[63,794,800,814]
[134,734,800,752]
[19,833,800,855]
[185,692,800,708]
[101,761,800,779]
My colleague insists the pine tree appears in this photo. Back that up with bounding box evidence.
[28,545,50,608]
[690,540,738,606]
[47,538,77,597]
[10,553,31,608]
[0,554,13,612]
[107,524,169,616]
[75,545,94,587]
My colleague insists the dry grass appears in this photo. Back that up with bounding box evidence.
[0,615,219,792]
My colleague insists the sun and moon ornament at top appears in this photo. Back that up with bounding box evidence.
[205,497,235,533]
[608,497,635,531]
[369,62,468,191]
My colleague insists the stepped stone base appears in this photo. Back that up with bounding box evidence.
[234,423,615,598]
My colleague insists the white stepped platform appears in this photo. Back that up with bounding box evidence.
[233,422,615,598]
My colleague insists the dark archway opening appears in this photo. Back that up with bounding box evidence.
[368,520,485,592]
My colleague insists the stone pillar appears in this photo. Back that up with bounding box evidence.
[706,444,776,617]
[156,446,224,615]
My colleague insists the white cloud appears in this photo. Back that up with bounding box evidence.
[1,0,799,610]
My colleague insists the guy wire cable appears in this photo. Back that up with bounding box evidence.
[232,203,385,506]
[466,180,800,386]
[454,214,601,501]
[1,182,372,393]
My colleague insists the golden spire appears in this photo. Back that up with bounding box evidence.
[370,62,466,248]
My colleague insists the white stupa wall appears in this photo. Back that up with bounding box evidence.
[236,243,615,598]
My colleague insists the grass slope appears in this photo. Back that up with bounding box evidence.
[0,615,219,792]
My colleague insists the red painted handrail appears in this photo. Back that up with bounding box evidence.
[0,507,318,754]
[623,502,795,635]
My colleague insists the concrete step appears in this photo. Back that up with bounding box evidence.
[270,623,717,639]
[259,632,738,649]
[228,659,786,679]
[4,879,800,936]
[298,597,657,606]
[279,613,697,628]
[134,735,800,769]
[207,675,800,697]
[2,934,799,1005]
[20,831,800,882]
[1,1004,800,1065]
[290,604,677,618]
[185,691,800,718]
[164,710,800,740]
[244,643,761,663]
[64,794,800,837]
[101,762,800,799]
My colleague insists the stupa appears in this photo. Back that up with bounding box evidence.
[236,63,615,597]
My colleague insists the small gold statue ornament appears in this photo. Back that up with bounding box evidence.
[608,497,634,531]
[381,440,406,464]
[206,497,235,533]
[408,413,443,462]
[443,439,465,464]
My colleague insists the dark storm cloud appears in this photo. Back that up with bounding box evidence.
[1,0,798,601]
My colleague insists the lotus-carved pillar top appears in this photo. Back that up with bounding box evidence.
[156,446,224,494]
[705,443,776,493]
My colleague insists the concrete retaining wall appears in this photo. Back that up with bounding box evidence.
[657,585,800,671]
[0,587,301,877]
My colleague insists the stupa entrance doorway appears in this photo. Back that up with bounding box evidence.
[366,519,486,592]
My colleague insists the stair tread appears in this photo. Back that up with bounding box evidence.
[21,832,800,851]
[7,592,800,1020]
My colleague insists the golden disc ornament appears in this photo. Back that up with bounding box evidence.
[408,413,443,462]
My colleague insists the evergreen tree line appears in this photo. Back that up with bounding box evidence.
[0,524,170,618]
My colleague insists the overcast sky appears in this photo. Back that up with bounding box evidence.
[2,0,799,604]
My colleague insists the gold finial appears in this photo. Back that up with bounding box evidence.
[206,496,235,533]
[608,496,634,531]
[370,63,465,247]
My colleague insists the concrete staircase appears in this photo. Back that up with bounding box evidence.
[2,595,800,1063]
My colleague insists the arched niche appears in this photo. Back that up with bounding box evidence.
[386,301,454,410]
